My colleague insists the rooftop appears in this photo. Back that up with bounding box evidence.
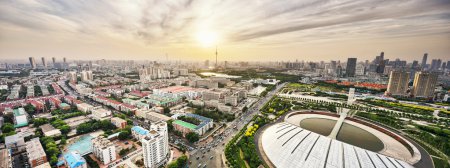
[63,151,86,168]
[131,126,149,135]
[13,108,26,116]
[173,120,197,130]
[26,138,46,161]
[40,124,57,133]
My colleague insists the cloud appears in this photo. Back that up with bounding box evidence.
[0,0,449,60]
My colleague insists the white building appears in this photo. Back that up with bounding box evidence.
[355,64,365,76]
[142,121,169,168]
[76,103,94,113]
[91,108,112,120]
[92,136,116,165]
[68,71,77,83]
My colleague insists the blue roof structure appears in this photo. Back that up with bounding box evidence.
[131,126,149,135]
[63,151,86,168]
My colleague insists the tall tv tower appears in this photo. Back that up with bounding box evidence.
[215,46,218,68]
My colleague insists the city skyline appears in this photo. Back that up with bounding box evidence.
[1,0,450,61]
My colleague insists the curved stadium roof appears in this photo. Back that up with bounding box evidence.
[260,122,414,168]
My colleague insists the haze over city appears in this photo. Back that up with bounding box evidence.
[1,0,450,61]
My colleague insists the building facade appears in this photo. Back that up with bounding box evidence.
[142,121,169,168]
[412,72,438,98]
[26,138,48,167]
[386,70,410,96]
[92,136,116,165]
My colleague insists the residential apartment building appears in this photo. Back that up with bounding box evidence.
[26,138,48,167]
[412,72,438,98]
[92,136,116,165]
[386,70,410,96]
[142,121,169,168]
[111,117,127,129]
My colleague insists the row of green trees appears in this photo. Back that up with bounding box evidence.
[225,116,268,168]
[76,120,116,134]
[193,107,235,122]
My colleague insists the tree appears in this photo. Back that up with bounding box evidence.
[119,131,130,140]
[167,120,174,132]
[177,155,188,167]
[24,103,36,115]
[164,107,171,114]
[1,123,14,133]
[59,125,71,134]
[32,118,48,127]
[186,132,200,143]
[242,106,248,112]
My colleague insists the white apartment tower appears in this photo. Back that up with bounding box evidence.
[68,71,77,83]
[91,136,116,165]
[142,121,169,168]
[80,71,88,81]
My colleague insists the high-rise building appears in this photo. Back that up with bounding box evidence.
[29,57,36,69]
[345,58,357,77]
[80,71,88,81]
[41,57,47,68]
[92,136,116,165]
[447,61,450,70]
[336,65,343,77]
[430,59,442,71]
[412,60,419,69]
[86,71,93,80]
[52,57,56,64]
[412,72,438,98]
[68,71,77,83]
[386,70,410,96]
[355,64,365,76]
[142,121,169,168]
[421,53,428,68]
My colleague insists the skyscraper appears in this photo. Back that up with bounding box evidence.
[374,52,385,74]
[52,57,56,64]
[412,71,438,98]
[386,70,410,96]
[411,60,419,69]
[41,57,47,68]
[421,53,428,68]
[142,121,169,168]
[345,58,357,77]
[29,57,36,69]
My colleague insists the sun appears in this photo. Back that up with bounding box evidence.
[196,30,218,47]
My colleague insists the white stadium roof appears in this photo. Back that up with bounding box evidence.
[261,122,414,168]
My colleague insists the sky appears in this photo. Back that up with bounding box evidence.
[0,0,450,62]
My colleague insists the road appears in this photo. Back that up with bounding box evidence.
[188,82,287,168]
